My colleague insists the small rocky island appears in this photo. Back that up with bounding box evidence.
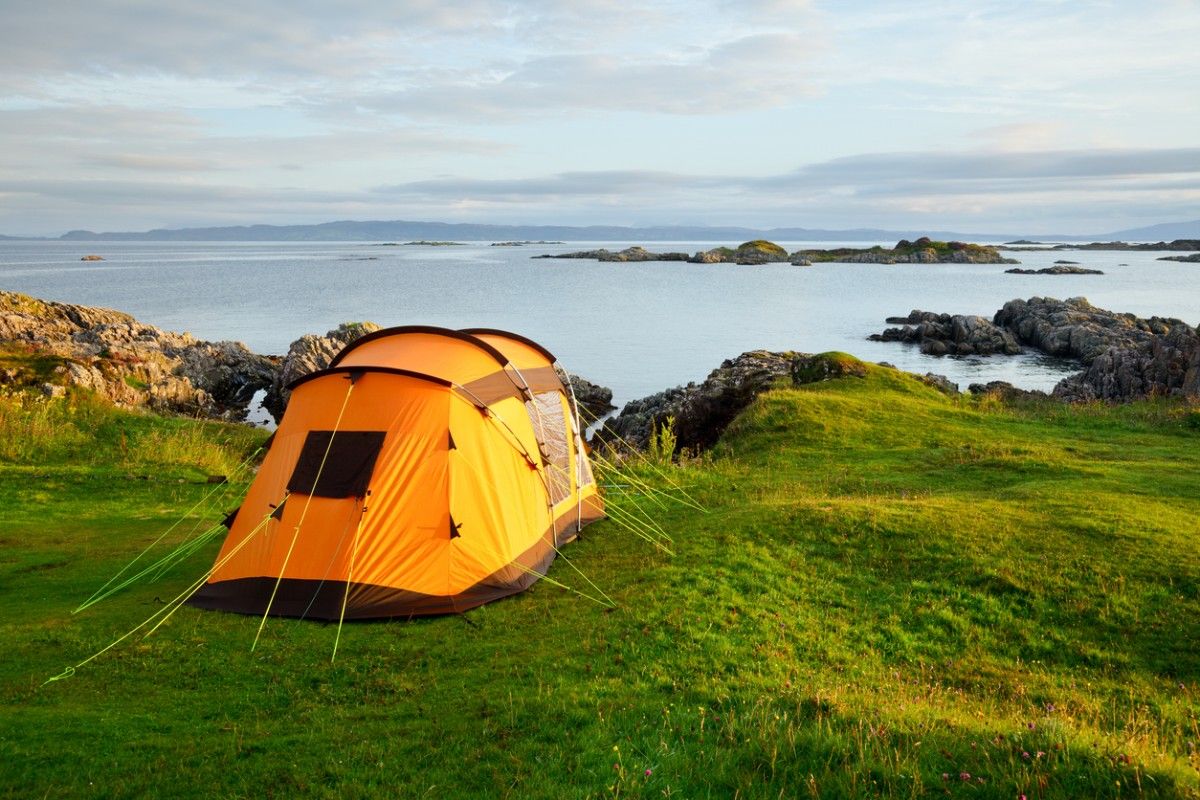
[1002,239,1200,252]
[1005,265,1104,275]
[372,241,465,247]
[536,237,1016,265]
[1159,253,1200,263]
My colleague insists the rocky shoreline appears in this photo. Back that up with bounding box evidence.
[536,237,1016,266]
[5,290,1196,458]
[0,291,616,426]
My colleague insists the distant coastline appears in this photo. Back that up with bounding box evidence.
[2,217,1195,243]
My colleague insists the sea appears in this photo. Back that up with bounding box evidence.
[1,239,1197,410]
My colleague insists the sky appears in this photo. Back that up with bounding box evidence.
[1,0,1198,236]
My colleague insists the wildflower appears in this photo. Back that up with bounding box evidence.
[1036,751,1045,759]
[1027,722,1036,730]
[1020,795,1028,800]
[613,764,619,771]
[1022,751,1030,760]
[941,773,949,782]
[644,769,652,777]
[1044,703,1055,713]
[960,772,971,781]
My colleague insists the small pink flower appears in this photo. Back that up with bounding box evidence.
[1036,751,1045,759]
[1027,722,1036,730]
[942,773,949,782]
[1022,751,1030,760]
[959,772,971,781]
[644,768,652,777]
[1020,795,1028,800]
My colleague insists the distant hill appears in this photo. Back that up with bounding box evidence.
[57,220,1016,243]
[1093,219,1200,241]
[40,217,1200,243]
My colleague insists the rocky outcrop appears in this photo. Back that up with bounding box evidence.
[0,291,275,417]
[995,297,1200,402]
[993,297,1187,362]
[1005,266,1104,275]
[597,351,868,453]
[262,322,381,420]
[869,311,1021,355]
[556,370,615,420]
[1159,253,1200,263]
[967,381,1049,402]
[794,238,1017,265]
[873,296,1200,402]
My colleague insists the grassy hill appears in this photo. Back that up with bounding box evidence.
[1,361,1198,798]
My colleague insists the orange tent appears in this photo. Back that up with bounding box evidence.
[188,327,604,620]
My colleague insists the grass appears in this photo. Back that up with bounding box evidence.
[1,363,1198,799]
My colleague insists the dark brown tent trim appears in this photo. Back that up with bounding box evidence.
[187,502,604,620]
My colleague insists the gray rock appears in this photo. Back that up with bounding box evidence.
[556,369,615,420]
[1005,266,1104,275]
[921,373,959,394]
[869,311,1021,356]
[264,322,381,419]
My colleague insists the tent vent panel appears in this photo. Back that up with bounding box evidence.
[286,430,387,498]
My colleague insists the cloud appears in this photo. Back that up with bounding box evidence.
[0,105,507,180]
[370,147,1200,200]
[361,33,816,119]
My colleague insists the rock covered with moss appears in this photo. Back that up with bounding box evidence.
[794,238,1017,264]
[596,351,873,453]
[0,290,276,417]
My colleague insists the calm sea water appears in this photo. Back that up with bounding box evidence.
[2,240,1197,407]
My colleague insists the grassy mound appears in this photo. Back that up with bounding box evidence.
[1,369,1198,798]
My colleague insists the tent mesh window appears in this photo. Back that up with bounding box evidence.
[286,430,386,498]
[525,391,571,504]
[568,409,596,488]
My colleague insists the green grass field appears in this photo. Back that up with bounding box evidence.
[2,361,1198,798]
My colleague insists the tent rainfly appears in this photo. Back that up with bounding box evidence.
[188,327,604,620]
